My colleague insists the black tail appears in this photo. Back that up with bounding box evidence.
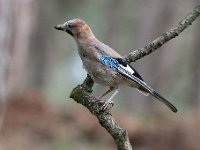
[151,90,177,113]
[139,86,177,113]
[117,65,178,113]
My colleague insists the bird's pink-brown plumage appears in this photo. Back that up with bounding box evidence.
[55,18,177,113]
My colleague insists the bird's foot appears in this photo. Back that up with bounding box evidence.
[100,100,114,111]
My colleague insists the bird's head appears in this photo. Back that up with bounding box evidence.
[55,18,96,43]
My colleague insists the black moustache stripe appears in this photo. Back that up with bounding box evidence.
[66,29,73,36]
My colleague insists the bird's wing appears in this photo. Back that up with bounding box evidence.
[100,55,177,113]
[94,42,122,58]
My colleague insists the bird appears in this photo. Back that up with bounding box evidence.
[55,18,177,113]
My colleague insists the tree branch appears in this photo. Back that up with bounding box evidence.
[124,5,200,63]
[70,75,132,150]
[69,5,200,150]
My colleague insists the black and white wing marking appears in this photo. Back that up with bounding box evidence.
[116,58,177,113]
[100,55,177,113]
[115,58,144,81]
[100,55,143,80]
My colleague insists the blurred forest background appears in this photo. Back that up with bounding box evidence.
[0,0,200,150]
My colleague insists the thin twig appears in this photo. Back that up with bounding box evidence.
[124,5,200,63]
[70,5,200,150]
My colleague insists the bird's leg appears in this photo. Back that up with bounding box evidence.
[93,87,115,105]
[99,86,116,99]
[100,86,119,111]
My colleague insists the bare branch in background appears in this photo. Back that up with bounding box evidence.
[124,5,200,63]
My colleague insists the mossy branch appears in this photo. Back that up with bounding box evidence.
[70,5,200,150]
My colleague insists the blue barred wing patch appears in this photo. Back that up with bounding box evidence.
[100,55,119,71]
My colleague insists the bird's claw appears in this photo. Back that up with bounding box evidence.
[100,101,114,111]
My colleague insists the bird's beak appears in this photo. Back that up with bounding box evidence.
[54,22,74,36]
[54,23,67,31]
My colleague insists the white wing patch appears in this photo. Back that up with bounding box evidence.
[117,65,154,93]
[118,64,134,74]
[137,89,149,96]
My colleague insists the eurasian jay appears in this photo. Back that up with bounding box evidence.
[55,18,177,113]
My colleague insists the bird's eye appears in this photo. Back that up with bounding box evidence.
[67,24,74,28]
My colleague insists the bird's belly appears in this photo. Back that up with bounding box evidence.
[91,71,121,87]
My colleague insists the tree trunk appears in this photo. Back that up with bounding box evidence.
[0,0,13,130]
[7,0,38,93]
